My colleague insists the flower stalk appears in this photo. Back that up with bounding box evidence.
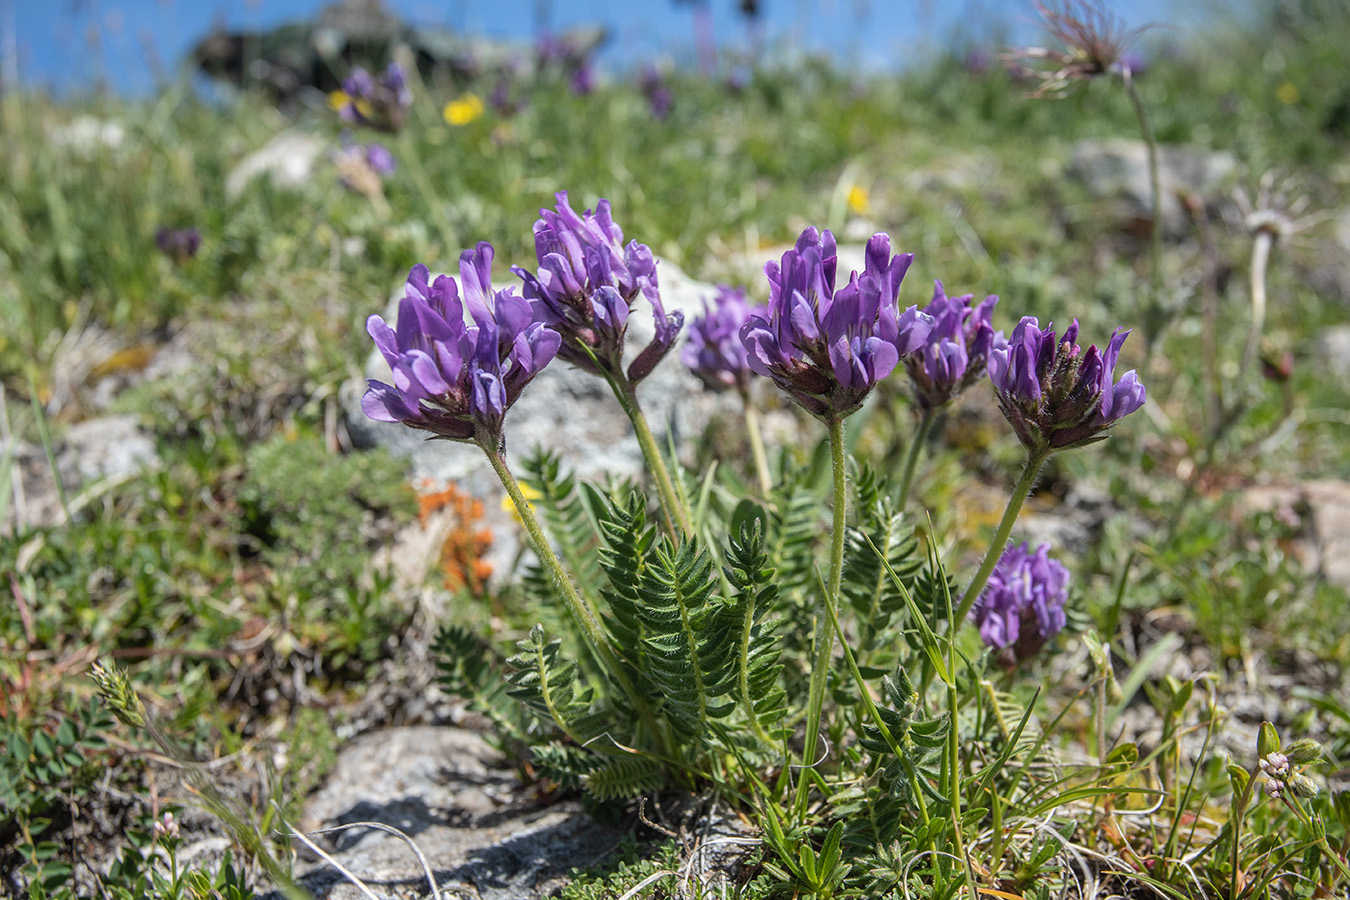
[483,445,667,751]
[796,412,849,818]
[955,447,1048,627]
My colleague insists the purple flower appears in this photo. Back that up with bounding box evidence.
[987,316,1146,452]
[511,191,682,384]
[337,63,412,131]
[363,143,397,176]
[363,246,561,448]
[739,227,932,419]
[155,226,201,261]
[969,541,1069,664]
[570,62,596,95]
[905,281,1005,411]
[683,285,760,394]
[640,65,673,120]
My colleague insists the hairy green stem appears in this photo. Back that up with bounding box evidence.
[795,413,849,819]
[742,388,774,498]
[954,449,1047,628]
[895,408,935,510]
[611,376,694,536]
[483,445,666,751]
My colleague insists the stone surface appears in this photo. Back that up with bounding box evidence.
[291,726,624,900]
[2,414,159,534]
[1238,479,1350,591]
[226,131,328,199]
[1065,138,1238,238]
[1316,322,1350,382]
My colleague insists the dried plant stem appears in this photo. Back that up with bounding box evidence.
[484,446,667,753]
[896,408,935,510]
[1240,231,1274,389]
[954,448,1048,627]
[795,413,848,819]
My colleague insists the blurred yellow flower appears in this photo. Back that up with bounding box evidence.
[327,89,348,110]
[502,481,542,524]
[847,184,871,216]
[444,93,485,125]
[1276,81,1300,105]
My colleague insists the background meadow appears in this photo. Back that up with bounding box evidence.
[2,0,1350,897]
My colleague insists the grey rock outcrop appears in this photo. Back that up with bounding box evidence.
[1066,139,1238,238]
[2,414,159,534]
[292,726,624,899]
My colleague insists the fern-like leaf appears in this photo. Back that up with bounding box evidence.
[841,494,920,658]
[596,492,656,680]
[505,625,602,744]
[583,755,666,801]
[518,449,604,607]
[632,536,736,748]
[725,520,787,732]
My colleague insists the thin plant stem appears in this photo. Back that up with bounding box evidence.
[1166,227,1277,540]
[483,445,667,752]
[741,388,773,498]
[1125,74,1164,366]
[821,566,933,844]
[954,448,1048,628]
[794,412,848,819]
[610,375,694,536]
[896,408,935,510]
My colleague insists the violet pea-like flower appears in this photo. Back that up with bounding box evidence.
[362,244,561,449]
[905,281,1004,411]
[740,227,932,419]
[969,541,1070,665]
[683,285,760,394]
[511,191,682,384]
[988,316,1146,453]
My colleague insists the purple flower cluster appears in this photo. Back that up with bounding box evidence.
[969,541,1069,663]
[362,246,560,448]
[155,226,201,261]
[683,286,759,394]
[741,227,932,419]
[905,282,1004,411]
[640,65,674,120]
[511,192,682,384]
[989,317,1146,452]
[338,63,412,132]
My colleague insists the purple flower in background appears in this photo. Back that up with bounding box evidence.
[155,226,201,261]
[640,64,673,120]
[988,316,1146,452]
[570,62,596,95]
[969,541,1069,664]
[363,143,397,175]
[336,63,412,131]
[511,191,682,384]
[905,281,1004,411]
[740,227,932,419]
[363,245,561,449]
[684,285,760,394]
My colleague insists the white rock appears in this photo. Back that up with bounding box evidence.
[226,131,328,199]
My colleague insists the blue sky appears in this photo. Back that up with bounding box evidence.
[7,1,1244,95]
